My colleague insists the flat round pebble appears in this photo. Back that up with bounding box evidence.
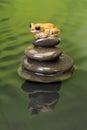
[32,37,61,47]
[24,47,62,61]
[18,66,74,83]
[21,55,74,74]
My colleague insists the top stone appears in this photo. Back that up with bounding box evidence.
[32,37,61,47]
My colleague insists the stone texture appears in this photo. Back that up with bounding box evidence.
[32,37,61,47]
[18,65,74,83]
[21,55,73,74]
[24,47,62,61]
[18,28,74,83]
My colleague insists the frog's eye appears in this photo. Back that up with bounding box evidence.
[29,24,31,28]
[35,26,40,30]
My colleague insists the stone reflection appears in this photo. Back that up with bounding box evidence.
[21,80,62,115]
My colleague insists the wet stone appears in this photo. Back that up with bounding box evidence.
[32,37,61,47]
[18,66,74,83]
[24,47,62,61]
[21,55,74,74]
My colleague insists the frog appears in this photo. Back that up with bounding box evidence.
[29,23,60,39]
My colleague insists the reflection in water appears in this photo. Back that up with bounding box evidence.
[21,80,62,115]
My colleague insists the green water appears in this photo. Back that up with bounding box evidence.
[0,0,87,129]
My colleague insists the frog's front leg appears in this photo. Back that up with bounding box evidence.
[34,29,50,39]
[34,34,40,39]
[35,32,45,39]
[50,28,60,37]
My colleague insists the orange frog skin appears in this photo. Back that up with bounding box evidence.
[29,23,60,39]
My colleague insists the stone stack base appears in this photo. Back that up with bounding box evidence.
[18,37,74,83]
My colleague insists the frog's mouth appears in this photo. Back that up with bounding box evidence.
[31,31,43,36]
[31,30,36,34]
[36,32,44,37]
[31,31,43,34]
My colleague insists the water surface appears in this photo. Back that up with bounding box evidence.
[0,0,87,130]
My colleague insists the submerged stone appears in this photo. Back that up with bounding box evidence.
[32,37,61,47]
[24,47,62,61]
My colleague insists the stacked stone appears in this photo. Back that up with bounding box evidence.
[18,37,74,83]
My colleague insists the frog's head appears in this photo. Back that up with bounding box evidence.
[29,23,41,34]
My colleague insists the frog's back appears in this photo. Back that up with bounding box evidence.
[35,23,55,29]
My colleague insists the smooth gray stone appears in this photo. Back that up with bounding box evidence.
[21,55,74,74]
[32,37,61,47]
[18,66,74,83]
[24,47,62,61]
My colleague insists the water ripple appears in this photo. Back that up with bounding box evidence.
[0,0,11,4]
[0,17,10,23]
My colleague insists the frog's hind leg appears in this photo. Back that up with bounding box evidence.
[50,28,60,37]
